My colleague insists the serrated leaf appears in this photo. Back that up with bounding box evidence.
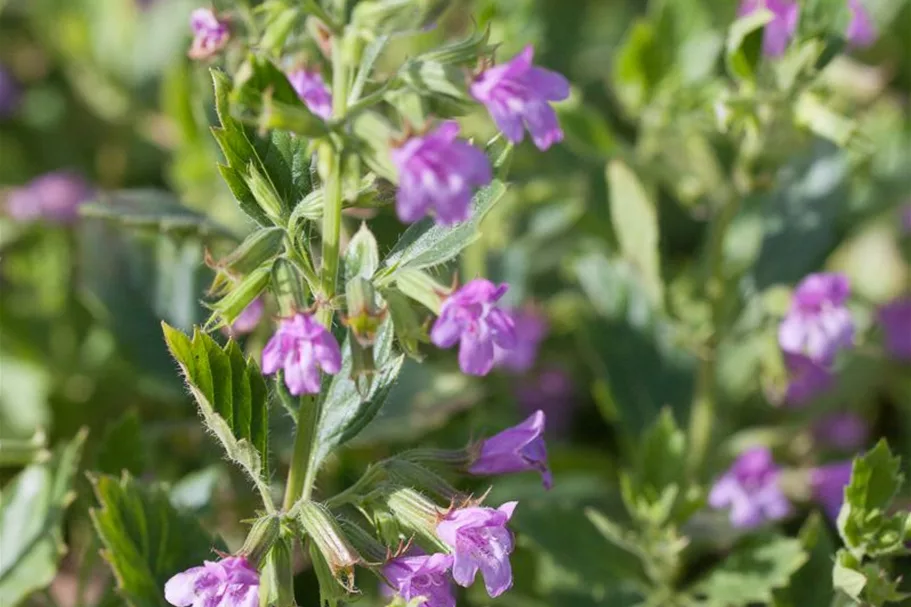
[81,190,234,240]
[161,324,272,507]
[0,431,86,606]
[380,180,507,274]
[726,9,773,81]
[607,160,662,306]
[832,550,866,602]
[90,473,219,607]
[97,410,146,476]
[693,535,808,606]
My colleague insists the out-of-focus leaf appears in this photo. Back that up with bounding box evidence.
[607,160,662,306]
[161,325,272,505]
[692,534,808,606]
[380,180,507,275]
[776,513,836,607]
[555,99,617,160]
[169,466,226,513]
[612,19,667,116]
[90,473,219,607]
[0,431,85,606]
[96,409,146,476]
[725,9,773,82]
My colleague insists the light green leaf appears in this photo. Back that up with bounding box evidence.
[832,550,866,602]
[162,324,273,509]
[90,473,219,607]
[349,35,389,104]
[726,9,774,82]
[380,180,507,275]
[0,431,86,607]
[607,160,662,306]
[612,19,667,116]
[693,535,808,606]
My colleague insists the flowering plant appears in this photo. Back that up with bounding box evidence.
[1,1,910,607]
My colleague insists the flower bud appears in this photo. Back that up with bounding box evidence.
[351,0,451,37]
[401,61,471,101]
[345,278,385,346]
[337,518,391,563]
[419,28,492,65]
[297,501,362,582]
[385,488,448,552]
[393,268,445,315]
[383,289,425,360]
[207,228,285,295]
[259,536,295,607]
[244,164,287,225]
[384,460,465,503]
[240,514,282,568]
[207,265,272,329]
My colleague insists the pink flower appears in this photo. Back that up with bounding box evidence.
[738,0,800,57]
[189,8,230,60]
[7,171,93,223]
[430,279,516,376]
[391,121,492,226]
[261,313,342,395]
[813,412,869,451]
[878,298,911,360]
[287,69,332,120]
[164,556,258,607]
[382,553,455,607]
[470,46,570,151]
[223,298,265,338]
[493,307,547,373]
[784,353,835,406]
[469,410,552,489]
[779,273,854,366]
[436,502,518,597]
[709,447,792,528]
[846,0,876,47]
[810,461,853,521]
[516,367,575,435]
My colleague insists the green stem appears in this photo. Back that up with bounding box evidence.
[686,192,742,477]
[282,394,317,510]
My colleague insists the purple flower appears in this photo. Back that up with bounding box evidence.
[738,0,800,57]
[708,447,792,528]
[390,121,493,226]
[493,307,547,373]
[189,8,230,60]
[470,46,570,151]
[0,65,20,118]
[901,205,911,234]
[779,272,854,365]
[6,171,93,224]
[287,68,332,120]
[516,367,575,435]
[382,553,455,607]
[261,313,342,395]
[436,502,517,597]
[469,410,552,489]
[846,0,876,47]
[813,412,869,451]
[784,353,835,406]
[878,298,911,360]
[810,461,853,521]
[223,298,265,338]
[431,279,516,376]
[165,556,259,607]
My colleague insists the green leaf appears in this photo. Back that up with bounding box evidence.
[607,160,662,306]
[161,324,272,508]
[726,9,774,82]
[380,180,507,275]
[777,513,837,607]
[80,190,234,240]
[97,410,146,476]
[611,17,670,116]
[0,431,86,606]
[555,99,616,161]
[832,550,866,602]
[693,535,808,606]
[90,473,219,607]
[349,35,389,104]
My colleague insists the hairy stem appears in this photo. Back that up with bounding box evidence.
[282,394,317,510]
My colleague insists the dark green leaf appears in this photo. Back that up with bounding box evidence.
[556,101,616,161]
[97,410,146,476]
[0,431,86,606]
[777,513,837,607]
[90,473,219,607]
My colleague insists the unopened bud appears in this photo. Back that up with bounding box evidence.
[297,501,362,582]
[337,518,391,563]
[385,460,465,503]
[351,0,451,37]
[401,61,471,101]
[345,224,380,280]
[244,164,286,225]
[385,487,447,551]
[259,536,295,607]
[345,278,385,346]
[419,28,492,65]
[241,514,282,568]
[207,265,272,329]
[393,268,445,315]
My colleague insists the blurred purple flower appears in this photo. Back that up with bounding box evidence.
[469,410,552,489]
[223,298,265,338]
[0,65,20,118]
[436,502,517,597]
[738,0,800,57]
[470,46,570,151]
[878,298,911,361]
[165,556,258,607]
[7,171,93,224]
[846,0,876,47]
[810,461,853,520]
[262,313,341,395]
[431,279,516,376]
[709,446,792,528]
[784,353,835,406]
[813,412,869,451]
[382,553,455,607]
[901,206,911,234]
[391,121,492,226]
[516,367,575,435]
[493,307,547,373]
[287,68,332,120]
[189,8,230,60]
[779,272,854,365]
